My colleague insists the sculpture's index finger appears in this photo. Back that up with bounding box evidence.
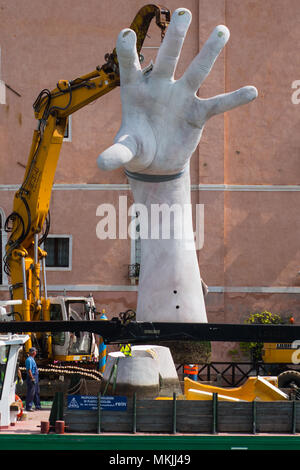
[182,25,230,92]
[116,28,141,84]
[153,8,192,79]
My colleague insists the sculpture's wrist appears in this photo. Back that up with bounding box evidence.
[124,167,188,184]
[127,167,207,323]
[127,166,192,206]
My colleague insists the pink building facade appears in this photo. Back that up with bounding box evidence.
[1,0,300,360]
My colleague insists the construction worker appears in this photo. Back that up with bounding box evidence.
[98,309,107,373]
[119,344,132,356]
[25,347,41,411]
[184,364,198,381]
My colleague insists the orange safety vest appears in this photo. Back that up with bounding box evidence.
[184,364,198,375]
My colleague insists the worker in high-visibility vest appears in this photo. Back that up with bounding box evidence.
[119,344,132,356]
[98,309,107,373]
[184,364,198,381]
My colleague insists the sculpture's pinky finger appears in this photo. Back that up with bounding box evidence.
[205,86,258,118]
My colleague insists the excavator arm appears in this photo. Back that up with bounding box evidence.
[4,5,170,337]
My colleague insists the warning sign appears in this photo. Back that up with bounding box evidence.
[67,395,127,411]
[68,397,80,409]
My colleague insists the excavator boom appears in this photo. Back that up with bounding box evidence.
[3,5,170,357]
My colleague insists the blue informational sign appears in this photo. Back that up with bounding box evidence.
[67,395,127,411]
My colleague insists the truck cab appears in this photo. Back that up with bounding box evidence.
[48,296,97,361]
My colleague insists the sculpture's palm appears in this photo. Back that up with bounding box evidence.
[117,79,206,175]
[98,8,257,175]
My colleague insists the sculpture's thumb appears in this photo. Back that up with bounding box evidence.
[97,135,137,171]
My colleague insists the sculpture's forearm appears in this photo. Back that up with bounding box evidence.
[128,169,207,323]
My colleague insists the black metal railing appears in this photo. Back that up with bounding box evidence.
[177,362,300,387]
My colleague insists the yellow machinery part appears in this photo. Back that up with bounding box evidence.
[186,389,246,402]
[54,355,93,362]
[262,342,300,363]
[183,376,289,401]
[155,393,244,401]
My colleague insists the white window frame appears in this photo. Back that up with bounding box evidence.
[63,115,72,142]
[44,234,72,272]
[0,47,6,105]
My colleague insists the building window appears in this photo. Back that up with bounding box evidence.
[0,212,2,285]
[44,235,72,270]
[0,209,8,285]
[63,115,72,142]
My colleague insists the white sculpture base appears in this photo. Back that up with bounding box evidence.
[102,345,182,398]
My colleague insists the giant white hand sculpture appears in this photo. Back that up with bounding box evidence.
[98,8,257,323]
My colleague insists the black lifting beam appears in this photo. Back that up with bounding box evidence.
[0,320,300,345]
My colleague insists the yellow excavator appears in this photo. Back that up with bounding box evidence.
[3,4,170,364]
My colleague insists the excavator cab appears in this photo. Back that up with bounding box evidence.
[48,296,96,362]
